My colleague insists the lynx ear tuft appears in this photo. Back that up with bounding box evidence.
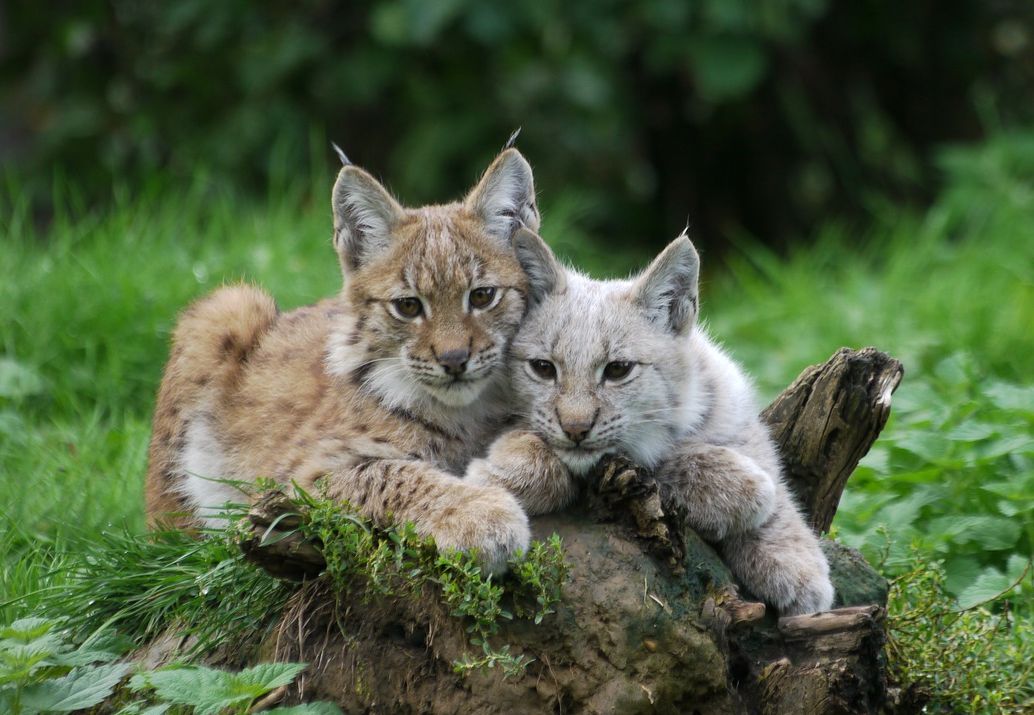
[631,234,700,335]
[465,149,540,242]
[331,142,352,166]
[504,127,522,150]
[331,166,405,273]
[513,228,565,305]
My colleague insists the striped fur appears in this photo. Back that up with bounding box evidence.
[146,149,542,573]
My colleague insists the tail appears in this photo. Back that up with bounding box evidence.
[145,284,278,528]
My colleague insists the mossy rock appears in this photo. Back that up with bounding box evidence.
[823,539,889,608]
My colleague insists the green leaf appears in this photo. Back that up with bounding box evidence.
[985,381,1034,414]
[978,433,1034,460]
[233,661,307,690]
[130,665,236,702]
[19,662,130,712]
[944,422,999,442]
[943,556,982,596]
[51,636,121,667]
[0,618,56,642]
[956,567,1017,609]
[131,663,308,715]
[871,489,940,528]
[116,702,171,715]
[926,515,1022,551]
[889,432,952,464]
[267,704,343,715]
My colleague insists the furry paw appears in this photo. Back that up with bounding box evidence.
[465,431,578,516]
[719,506,835,617]
[463,457,497,488]
[430,485,531,575]
[782,573,836,616]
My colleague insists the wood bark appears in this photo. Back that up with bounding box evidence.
[216,347,902,713]
[761,347,904,532]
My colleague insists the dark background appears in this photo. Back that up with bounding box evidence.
[2,0,1032,254]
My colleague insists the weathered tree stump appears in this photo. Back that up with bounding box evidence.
[762,347,904,533]
[180,347,903,713]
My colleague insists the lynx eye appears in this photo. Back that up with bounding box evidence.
[528,359,557,381]
[468,287,497,310]
[391,297,424,319]
[602,361,635,381]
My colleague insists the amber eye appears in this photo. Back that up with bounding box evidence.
[391,297,424,319]
[529,359,557,381]
[603,361,635,381]
[469,287,497,310]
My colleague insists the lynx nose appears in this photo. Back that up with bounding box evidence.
[437,347,470,376]
[560,417,593,444]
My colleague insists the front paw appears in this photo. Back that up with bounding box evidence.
[467,432,578,516]
[430,485,530,576]
[764,540,835,616]
[464,457,498,488]
[782,572,835,616]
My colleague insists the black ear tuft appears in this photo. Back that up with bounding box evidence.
[331,142,351,166]
[504,127,522,150]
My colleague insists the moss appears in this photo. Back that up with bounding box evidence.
[296,488,569,678]
[822,539,889,607]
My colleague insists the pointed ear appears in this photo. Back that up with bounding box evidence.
[630,234,700,335]
[513,228,565,304]
[465,148,540,243]
[331,166,406,273]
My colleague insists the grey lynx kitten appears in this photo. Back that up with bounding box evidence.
[467,229,834,615]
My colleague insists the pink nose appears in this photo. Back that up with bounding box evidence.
[437,348,470,375]
[561,418,592,444]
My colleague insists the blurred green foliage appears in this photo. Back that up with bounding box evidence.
[2,0,1033,252]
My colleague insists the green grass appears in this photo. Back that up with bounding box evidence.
[1,131,1032,708]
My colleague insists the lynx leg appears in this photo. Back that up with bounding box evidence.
[324,458,531,574]
[719,499,834,616]
[465,430,579,516]
[655,444,777,542]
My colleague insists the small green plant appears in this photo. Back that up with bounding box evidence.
[508,534,567,624]
[37,524,292,656]
[300,489,568,677]
[0,617,130,714]
[126,661,340,714]
[28,487,567,682]
[0,617,340,714]
[885,549,1034,714]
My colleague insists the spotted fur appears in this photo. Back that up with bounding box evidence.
[146,149,543,573]
[467,230,835,612]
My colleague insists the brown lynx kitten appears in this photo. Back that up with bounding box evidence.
[467,229,835,613]
[146,149,544,572]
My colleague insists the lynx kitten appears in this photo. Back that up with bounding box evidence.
[467,229,834,614]
[146,148,548,573]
